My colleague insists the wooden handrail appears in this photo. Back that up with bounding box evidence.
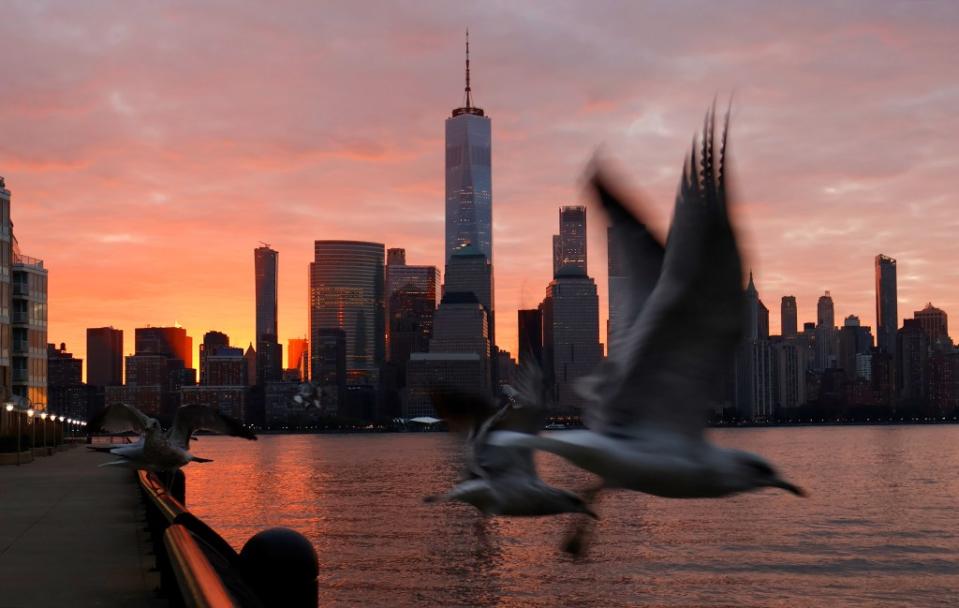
[164,524,237,608]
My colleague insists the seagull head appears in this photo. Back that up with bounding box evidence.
[734,452,806,497]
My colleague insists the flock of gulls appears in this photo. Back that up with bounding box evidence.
[427,108,804,553]
[87,107,803,557]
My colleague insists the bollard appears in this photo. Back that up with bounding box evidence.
[240,527,318,607]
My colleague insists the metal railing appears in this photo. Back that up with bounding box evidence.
[164,525,237,608]
[11,311,27,324]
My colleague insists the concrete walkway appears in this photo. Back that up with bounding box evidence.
[0,447,163,607]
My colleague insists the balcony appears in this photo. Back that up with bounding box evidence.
[12,369,27,383]
[12,340,28,354]
[12,283,27,296]
[11,311,27,325]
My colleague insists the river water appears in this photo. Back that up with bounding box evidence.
[184,426,959,607]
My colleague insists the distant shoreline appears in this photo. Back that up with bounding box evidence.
[246,418,959,436]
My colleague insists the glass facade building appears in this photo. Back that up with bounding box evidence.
[12,250,47,408]
[309,241,385,384]
[445,42,492,265]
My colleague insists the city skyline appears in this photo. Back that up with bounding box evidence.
[2,3,957,368]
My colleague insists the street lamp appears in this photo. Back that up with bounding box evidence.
[40,412,48,452]
[4,402,22,466]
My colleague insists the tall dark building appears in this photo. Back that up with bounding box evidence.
[254,245,281,384]
[552,205,587,276]
[135,326,193,369]
[517,308,543,368]
[914,303,950,348]
[875,254,898,356]
[48,343,82,386]
[0,177,11,401]
[199,330,229,385]
[736,273,772,420]
[897,319,928,404]
[311,328,346,415]
[310,241,385,384]
[540,269,602,413]
[444,243,494,352]
[838,315,873,379]
[87,326,123,386]
[781,296,798,338]
[817,291,835,329]
[445,32,492,264]
[385,248,438,374]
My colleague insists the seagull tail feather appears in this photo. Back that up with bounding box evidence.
[190,456,214,463]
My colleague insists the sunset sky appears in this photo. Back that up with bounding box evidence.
[2,1,957,378]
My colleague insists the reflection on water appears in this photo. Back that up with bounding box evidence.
[185,427,959,607]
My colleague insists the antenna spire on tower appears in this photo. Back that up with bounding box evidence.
[465,28,473,109]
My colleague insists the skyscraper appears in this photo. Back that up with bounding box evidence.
[135,326,193,368]
[254,245,281,384]
[817,291,835,329]
[607,226,630,357]
[875,254,898,356]
[781,296,798,338]
[445,32,492,264]
[914,303,949,347]
[0,177,11,400]
[87,326,123,386]
[309,241,385,384]
[552,205,587,276]
[541,268,602,413]
[736,273,772,420]
[517,308,543,368]
[199,330,229,385]
[444,244,494,355]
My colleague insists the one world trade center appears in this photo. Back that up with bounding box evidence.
[445,32,492,265]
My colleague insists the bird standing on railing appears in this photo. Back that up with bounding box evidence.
[489,108,805,552]
[89,402,256,473]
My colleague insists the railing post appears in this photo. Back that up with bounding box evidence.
[240,528,319,607]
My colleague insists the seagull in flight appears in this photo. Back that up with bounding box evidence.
[425,366,598,519]
[90,402,257,473]
[490,109,805,511]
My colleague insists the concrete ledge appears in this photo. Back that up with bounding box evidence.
[0,451,33,465]
[31,447,53,457]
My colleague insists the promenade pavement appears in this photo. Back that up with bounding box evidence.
[0,447,163,607]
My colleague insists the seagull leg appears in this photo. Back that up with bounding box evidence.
[562,484,603,558]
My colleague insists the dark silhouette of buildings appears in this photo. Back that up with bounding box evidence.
[781,296,798,338]
[47,342,93,420]
[914,303,950,348]
[517,308,543,369]
[875,254,898,357]
[553,205,587,276]
[310,241,385,385]
[136,326,193,369]
[199,330,229,384]
[87,326,123,386]
[254,245,282,385]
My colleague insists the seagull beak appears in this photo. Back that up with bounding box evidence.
[773,479,807,497]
